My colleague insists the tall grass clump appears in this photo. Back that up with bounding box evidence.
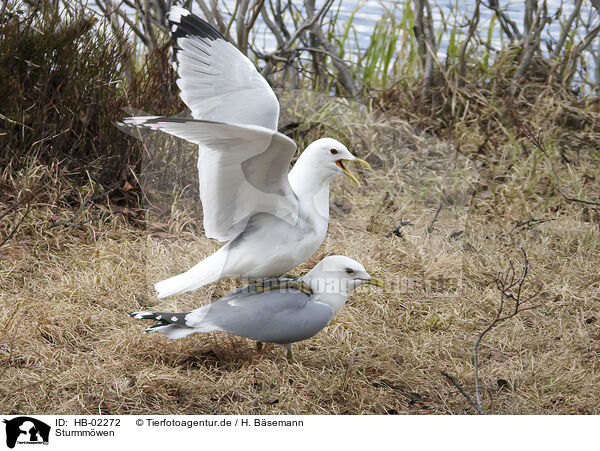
[0,1,180,191]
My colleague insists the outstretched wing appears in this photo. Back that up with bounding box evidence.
[169,6,279,130]
[122,117,298,241]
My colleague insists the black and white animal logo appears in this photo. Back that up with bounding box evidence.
[3,417,50,448]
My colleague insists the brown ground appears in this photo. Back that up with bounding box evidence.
[1,94,599,415]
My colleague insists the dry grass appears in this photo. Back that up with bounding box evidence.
[0,3,181,195]
[2,90,600,415]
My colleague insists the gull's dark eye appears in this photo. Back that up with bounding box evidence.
[330,148,338,154]
[345,268,354,274]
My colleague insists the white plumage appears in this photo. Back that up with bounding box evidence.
[122,7,370,298]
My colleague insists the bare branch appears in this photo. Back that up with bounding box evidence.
[103,0,150,47]
[48,187,118,229]
[246,0,266,36]
[153,0,167,25]
[413,0,437,97]
[261,3,286,46]
[142,0,158,50]
[441,371,485,414]
[458,0,481,82]
[443,248,540,414]
[427,203,443,234]
[551,0,583,59]
[483,0,522,41]
[195,0,216,28]
[303,0,358,96]
[510,218,554,233]
[518,124,600,209]
[285,0,334,49]
[209,0,227,33]
[235,0,250,54]
[513,0,548,85]
[554,185,600,207]
[524,0,537,36]
[563,22,600,84]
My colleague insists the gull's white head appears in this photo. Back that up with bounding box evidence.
[295,138,371,186]
[302,255,383,298]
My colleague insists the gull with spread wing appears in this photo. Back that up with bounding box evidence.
[122,7,370,299]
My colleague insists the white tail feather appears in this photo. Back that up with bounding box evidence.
[154,249,227,298]
[148,324,195,339]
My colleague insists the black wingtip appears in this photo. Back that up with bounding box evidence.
[169,8,226,43]
[146,322,169,332]
[128,311,158,320]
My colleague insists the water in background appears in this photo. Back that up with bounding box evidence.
[270,2,591,48]
[89,0,598,85]
[335,0,566,56]
[241,0,598,75]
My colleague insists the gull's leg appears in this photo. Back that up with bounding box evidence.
[280,343,293,361]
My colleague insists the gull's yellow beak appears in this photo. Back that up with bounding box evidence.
[364,277,385,288]
[336,158,372,186]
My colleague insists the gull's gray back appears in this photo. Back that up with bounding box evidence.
[188,288,335,344]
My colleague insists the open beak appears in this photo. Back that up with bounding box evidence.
[336,158,371,186]
[361,277,385,288]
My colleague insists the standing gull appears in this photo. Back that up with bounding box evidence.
[122,7,371,299]
[129,255,384,359]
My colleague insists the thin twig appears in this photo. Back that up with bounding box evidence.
[510,218,555,233]
[48,187,117,229]
[554,185,600,207]
[443,248,540,414]
[427,203,443,234]
[441,371,484,414]
[0,205,32,249]
[551,0,583,59]
[563,23,600,85]
[0,183,47,223]
[385,220,413,238]
[483,0,522,41]
[518,124,600,209]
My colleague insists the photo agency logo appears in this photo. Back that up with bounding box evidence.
[3,417,50,449]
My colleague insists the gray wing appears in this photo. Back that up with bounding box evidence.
[186,288,335,344]
[169,6,279,129]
